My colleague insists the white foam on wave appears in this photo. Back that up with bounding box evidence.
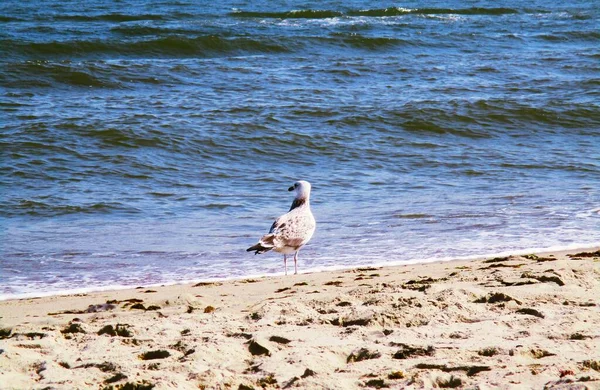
[575,207,600,218]
[2,242,598,302]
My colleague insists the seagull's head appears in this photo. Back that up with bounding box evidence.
[288,180,312,199]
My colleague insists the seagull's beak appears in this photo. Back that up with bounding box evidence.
[288,185,294,191]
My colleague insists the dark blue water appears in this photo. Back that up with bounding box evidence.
[1,0,599,299]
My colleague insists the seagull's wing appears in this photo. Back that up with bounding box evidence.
[247,212,289,254]
[248,205,315,254]
[269,215,287,234]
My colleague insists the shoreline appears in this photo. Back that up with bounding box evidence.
[1,247,599,389]
[2,243,600,302]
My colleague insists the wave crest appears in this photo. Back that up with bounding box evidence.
[231,7,522,19]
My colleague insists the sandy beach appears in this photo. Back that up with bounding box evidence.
[1,248,599,390]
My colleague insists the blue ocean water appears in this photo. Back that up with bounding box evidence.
[1,0,599,299]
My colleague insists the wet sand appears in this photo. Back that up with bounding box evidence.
[1,248,599,389]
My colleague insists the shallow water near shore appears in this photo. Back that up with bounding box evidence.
[1,0,599,298]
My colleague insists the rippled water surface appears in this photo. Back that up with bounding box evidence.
[1,0,599,298]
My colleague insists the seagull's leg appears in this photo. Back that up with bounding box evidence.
[293,251,299,275]
[284,255,287,276]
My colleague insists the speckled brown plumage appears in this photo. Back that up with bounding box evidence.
[247,180,316,275]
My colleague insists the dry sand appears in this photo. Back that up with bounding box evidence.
[1,248,599,390]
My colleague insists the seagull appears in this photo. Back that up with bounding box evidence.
[247,180,316,275]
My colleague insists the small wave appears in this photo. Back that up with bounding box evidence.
[538,31,600,42]
[0,15,23,22]
[2,35,291,59]
[111,25,175,36]
[51,13,166,22]
[404,7,519,16]
[82,127,166,148]
[130,35,290,56]
[231,7,522,19]
[110,25,199,37]
[3,61,118,88]
[348,8,415,17]
[575,208,600,218]
[499,162,598,173]
[472,100,600,128]
[4,200,139,217]
[231,9,343,19]
[329,33,410,49]
[3,268,23,274]
[537,34,568,42]
[568,12,593,21]
[535,31,600,42]
[350,7,520,17]
[61,251,92,257]
[393,213,433,219]
[28,26,58,34]
[148,192,176,198]
[567,31,600,40]
[385,106,492,139]
[203,203,241,210]
[51,69,108,87]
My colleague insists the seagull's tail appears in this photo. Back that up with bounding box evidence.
[247,234,275,255]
